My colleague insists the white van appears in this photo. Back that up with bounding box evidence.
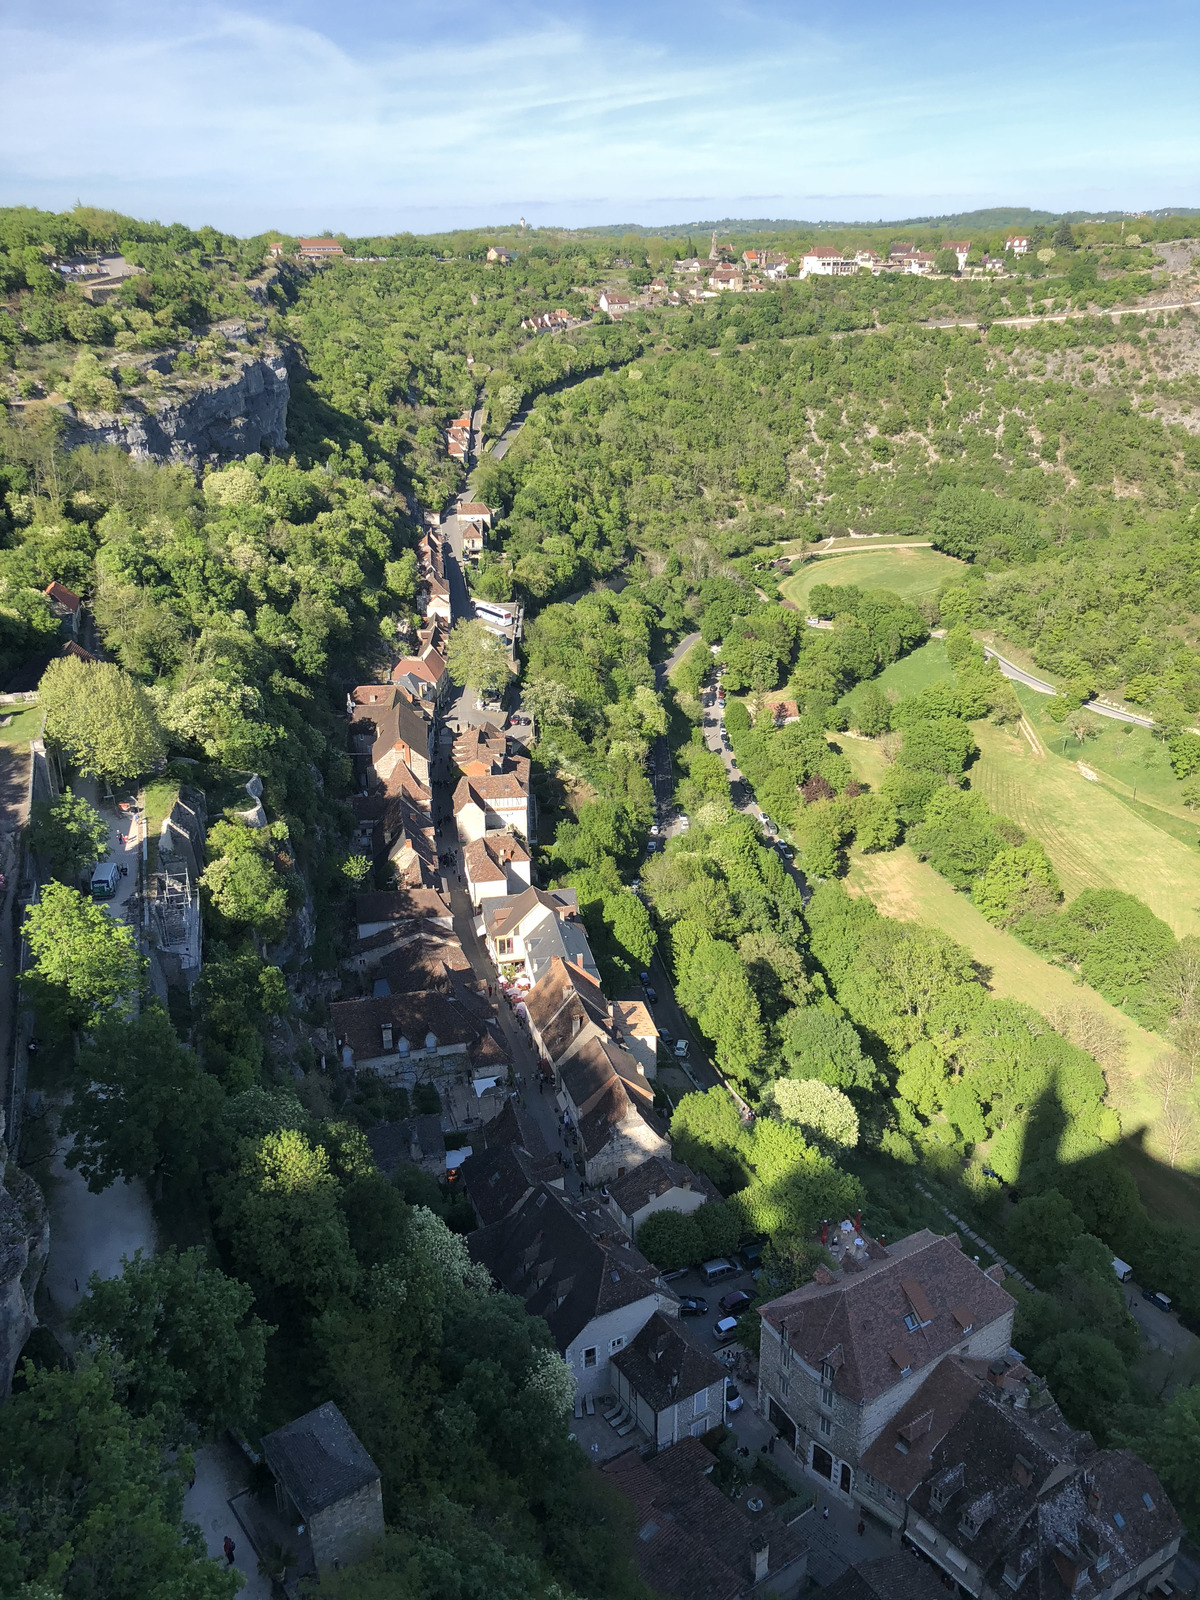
[713,1316,740,1344]
[90,862,120,901]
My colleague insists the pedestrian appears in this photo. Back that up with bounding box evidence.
[857,1520,865,1537]
[223,1536,236,1565]
[768,1435,776,1454]
[822,1507,829,1522]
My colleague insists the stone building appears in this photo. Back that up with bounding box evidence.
[260,1401,383,1573]
[756,1225,1014,1505]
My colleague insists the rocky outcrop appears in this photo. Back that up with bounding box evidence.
[62,347,290,468]
[0,1107,49,1396]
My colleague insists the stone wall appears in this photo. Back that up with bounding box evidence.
[308,1479,385,1571]
[0,1107,49,1396]
[61,348,290,469]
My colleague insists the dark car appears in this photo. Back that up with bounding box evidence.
[738,1243,763,1272]
[639,972,651,985]
[1143,1289,1173,1313]
[677,1296,708,1317]
[719,1289,752,1315]
[644,986,658,1004]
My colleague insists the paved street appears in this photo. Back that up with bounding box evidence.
[183,1439,271,1599]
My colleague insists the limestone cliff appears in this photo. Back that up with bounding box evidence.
[0,1106,49,1396]
[62,346,290,469]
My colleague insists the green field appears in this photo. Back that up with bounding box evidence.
[0,702,43,750]
[971,716,1200,937]
[781,546,967,609]
[847,845,1200,1222]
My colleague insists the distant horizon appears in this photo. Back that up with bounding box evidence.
[11,200,1200,244]
[3,0,1198,234]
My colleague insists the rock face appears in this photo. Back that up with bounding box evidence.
[62,348,290,468]
[0,1106,49,1396]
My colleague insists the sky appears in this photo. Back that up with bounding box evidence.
[2,0,1198,236]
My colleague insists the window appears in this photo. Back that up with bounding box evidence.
[496,937,514,957]
[904,1313,922,1333]
[820,1385,835,1410]
[778,1374,790,1397]
[583,1347,597,1368]
[820,1415,833,1437]
[609,1336,625,1353]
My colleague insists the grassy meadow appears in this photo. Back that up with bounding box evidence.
[781,545,967,609]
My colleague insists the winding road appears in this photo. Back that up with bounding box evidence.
[981,647,1154,728]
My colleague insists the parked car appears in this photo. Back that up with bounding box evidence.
[646,840,658,854]
[673,1039,690,1059]
[650,823,660,836]
[738,1243,763,1272]
[724,1382,744,1413]
[639,972,651,985]
[677,1296,708,1317]
[661,1266,689,1282]
[644,986,658,1004]
[719,1289,752,1315]
[1143,1289,1173,1313]
[702,1258,740,1286]
[713,1315,740,1344]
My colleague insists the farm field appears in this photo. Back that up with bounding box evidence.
[970,715,1200,935]
[847,844,1200,1224]
[781,545,967,609]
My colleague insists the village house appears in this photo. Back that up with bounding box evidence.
[709,263,745,291]
[800,247,856,277]
[349,684,434,787]
[610,997,658,1078]
[604,1155,720,1240]
[461,1097,564,1226]
[391,646,451,712]
[453,724,509,776]
[818,1550,947,1600]
[486,246,513,263]
[462,829,532,907]
[43,581,82,637]
[859,1353,1183,1599]
[452,768,532,844]
[523,955,612,1072]
[366,1113,448,1179]
[470,1184,671,1398]
[557,1033,669,1185]
[855,249,881,269]
[481,886,600,985]
[297,238,345,259]
[330,988,482,1077]
[261,1403,383,1573]
[599,290,633,315]
[756,1225,1015,1506]
[610,1313,729,1448]
[268,241,285,257]
[354,888,453,940]
[942,239,972,270]
[1006,235,1031,255]
[604,1437,808,1600]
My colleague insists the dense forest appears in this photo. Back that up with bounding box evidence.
[4,202,1200,1589]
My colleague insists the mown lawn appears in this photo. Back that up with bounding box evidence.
[0,703,43,749]
[971,715,1200,937]
[781,545,967,608]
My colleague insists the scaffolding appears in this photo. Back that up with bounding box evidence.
[148,858,201,979]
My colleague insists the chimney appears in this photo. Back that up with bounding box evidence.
[1085,1472,1101,1515]
[752,1545,770,1585]
[381,1023,394,1051]
[681,1176,691,1191]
